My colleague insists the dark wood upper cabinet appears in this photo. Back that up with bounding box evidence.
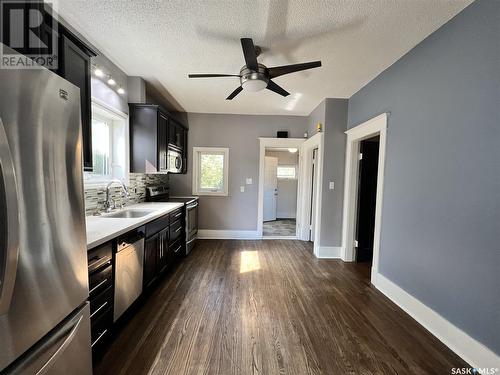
[0,3,97,171]
[129,104,188,174]
[58,35,93,171]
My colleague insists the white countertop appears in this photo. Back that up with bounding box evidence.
[86,202,184,250]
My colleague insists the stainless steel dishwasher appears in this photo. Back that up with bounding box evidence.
[114,227,145,322]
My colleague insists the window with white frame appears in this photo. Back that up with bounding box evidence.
[277,165,297,179]
[84,99,129,185]
[192,147,229,196]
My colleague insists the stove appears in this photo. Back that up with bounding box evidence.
[146,186,199,255]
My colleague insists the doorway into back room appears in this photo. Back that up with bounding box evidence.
[354,135,380,263]
[263,148,299,238]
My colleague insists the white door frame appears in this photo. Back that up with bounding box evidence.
[263,156,278,222]
[296,133,324,257]
[257,137,305,238]
[341,113,388,283]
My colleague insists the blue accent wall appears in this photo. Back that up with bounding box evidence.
[347,0,499,354]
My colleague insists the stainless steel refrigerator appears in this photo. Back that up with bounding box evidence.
[0,51,92,373]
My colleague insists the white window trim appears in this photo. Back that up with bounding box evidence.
[84,97,130,188]
[192,147,229,196]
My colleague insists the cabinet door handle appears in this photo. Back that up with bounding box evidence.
[89,279,107,294]
[88,258,111,270]
[90,301,108,319]
[91,329,108,348]
[175,227,182,233]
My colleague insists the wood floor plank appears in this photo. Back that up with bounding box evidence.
[94,239,468,375]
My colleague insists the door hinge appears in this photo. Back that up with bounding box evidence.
[354,239,359,247]
[358,153,363,160]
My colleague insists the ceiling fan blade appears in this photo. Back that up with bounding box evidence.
[240,38,259,71]
[268,61,322,78]
[226,86,243,100]
[188,74,240,78]
[266,80,290,97]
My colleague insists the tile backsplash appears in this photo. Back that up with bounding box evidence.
[84,173,169,216]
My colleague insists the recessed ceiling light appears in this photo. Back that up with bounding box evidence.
[107,77,116,85]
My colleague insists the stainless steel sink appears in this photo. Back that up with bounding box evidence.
[103,209,155,219]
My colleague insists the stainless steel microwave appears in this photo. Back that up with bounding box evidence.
[167,147,183,173]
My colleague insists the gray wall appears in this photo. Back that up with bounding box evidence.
[321,99,348,247]
[169,113,307,230]
[347,0,499,354]
[306,100,326,138]
[305,99,348,248]
[91,53,128,114]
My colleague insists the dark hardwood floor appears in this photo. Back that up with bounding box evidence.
[95,240,467,375]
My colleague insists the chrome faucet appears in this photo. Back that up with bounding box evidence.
[104,179,129,212]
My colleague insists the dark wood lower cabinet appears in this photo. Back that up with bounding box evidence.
[143,234,159,289]
[87,241,114,360]
[90,209,185,366]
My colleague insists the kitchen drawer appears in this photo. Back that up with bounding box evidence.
[89,263,112,298]
[87,242,112,274]
[170,238,183,257]
[90,286,113,320]
[170,207,183,222]
[170,219,183,243]
[145,214,169,238]
[91,306,112,351]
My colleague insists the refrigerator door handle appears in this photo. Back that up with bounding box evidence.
[0,117,20,315]
[35,314,84,375]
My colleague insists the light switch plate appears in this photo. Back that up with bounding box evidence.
[240,186,245,193]
[329,181,335,190]
[246,178,252,185]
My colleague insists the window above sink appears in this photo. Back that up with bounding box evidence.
[84,98,129,187]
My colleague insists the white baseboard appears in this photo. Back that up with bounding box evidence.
[315,246,342,259]
[372,272,500,368]
[197,230,260,240]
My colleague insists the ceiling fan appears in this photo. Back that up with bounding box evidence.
[188,38,321,100]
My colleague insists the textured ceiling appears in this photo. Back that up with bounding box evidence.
[55,0,472,116]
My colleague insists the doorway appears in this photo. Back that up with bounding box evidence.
[263,148,299,237]
[355,136,380,263]
[341,113,387,283]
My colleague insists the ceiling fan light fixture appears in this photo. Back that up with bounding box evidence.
[241,79,267,92]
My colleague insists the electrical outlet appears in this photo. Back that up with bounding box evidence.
[240,186,245,193]
[329,181,335,190]
[246,178,252,185]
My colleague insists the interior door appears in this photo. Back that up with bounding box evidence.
[263,156,278,222]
